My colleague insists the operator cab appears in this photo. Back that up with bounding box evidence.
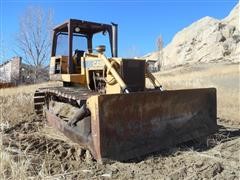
[50,19,118,75]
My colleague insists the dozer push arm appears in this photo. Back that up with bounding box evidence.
[98,53,129,93]
[145,69,163,90]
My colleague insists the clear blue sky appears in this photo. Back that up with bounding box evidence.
[0,0,238,61]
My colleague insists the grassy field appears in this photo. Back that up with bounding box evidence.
[0,82,61,179]
[154,62,240,125]
[0,63,239,179]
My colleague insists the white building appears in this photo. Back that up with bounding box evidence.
[0,57,22,84]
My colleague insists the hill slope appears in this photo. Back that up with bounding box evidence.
[146,3,239,69]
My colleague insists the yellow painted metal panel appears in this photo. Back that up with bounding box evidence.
[61,74,86,84]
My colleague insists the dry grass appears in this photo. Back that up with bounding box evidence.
[0,63,239,179]
[0,145,29,179]
[0,82,61,126]
[0,81,61,97]
[0,81,62,180]
[1,93,34,126]
[154,63,240,124]
[0,134,71,179]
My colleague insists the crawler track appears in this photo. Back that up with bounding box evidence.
[33,86,98,159]
[34,86,99,116]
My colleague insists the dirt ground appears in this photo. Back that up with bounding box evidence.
[0,63,239,179]
[1,117,240,179]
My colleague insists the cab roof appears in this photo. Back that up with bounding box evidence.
[53,19,113,35]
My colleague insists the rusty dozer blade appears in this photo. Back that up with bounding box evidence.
[46,88,217,162]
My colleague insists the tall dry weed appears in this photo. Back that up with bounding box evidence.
[0,93,34,126]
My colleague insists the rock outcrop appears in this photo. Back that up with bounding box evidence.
[146,3,239,69]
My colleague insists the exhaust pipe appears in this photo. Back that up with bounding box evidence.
[111,22,118,57]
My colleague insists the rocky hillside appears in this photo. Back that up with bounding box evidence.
[146,3,239,69]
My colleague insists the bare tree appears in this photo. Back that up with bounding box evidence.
[156,35,164,71]
[16,6,53,82]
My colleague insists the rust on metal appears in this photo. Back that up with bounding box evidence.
[89,88,217,161]
[44,87,217,162]
[45,110,97,158]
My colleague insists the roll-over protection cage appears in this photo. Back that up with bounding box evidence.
[51,19,118,74]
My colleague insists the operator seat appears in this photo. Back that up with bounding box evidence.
[73,49,85,65]
[73,49,85,73]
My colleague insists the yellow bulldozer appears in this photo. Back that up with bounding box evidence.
[34,19,217,162]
